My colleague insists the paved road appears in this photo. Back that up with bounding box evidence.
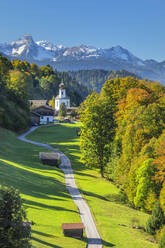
[18,127,102,248]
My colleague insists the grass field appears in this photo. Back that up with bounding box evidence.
[27,123,158,248]
[0,127,87,248]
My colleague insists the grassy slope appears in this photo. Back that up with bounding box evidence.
[27,123,158,248]
[0,127,86,248]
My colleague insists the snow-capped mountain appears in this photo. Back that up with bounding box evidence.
[0,34,165,83]
[36,40,64,52]
[0,34,55,61]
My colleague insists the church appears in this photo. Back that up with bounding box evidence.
[55,83,70,111]
[30,82,77,124]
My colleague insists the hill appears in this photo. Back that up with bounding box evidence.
[0,54,90,131]
[27,123,158,248]
[0,126,86,248]
[0,54,30,131]
[68,69,139,92]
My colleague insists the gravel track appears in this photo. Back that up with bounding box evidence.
[18,126,102,248]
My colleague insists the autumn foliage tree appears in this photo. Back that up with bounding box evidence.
[80,92,115,176]
[80,76,165,217]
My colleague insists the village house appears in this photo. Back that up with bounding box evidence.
[31,105,55,125]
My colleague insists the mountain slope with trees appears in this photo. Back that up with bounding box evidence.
[0,54,30,131]
[69,69,139,92]
[0,53,89,131]
[79,76,165,242]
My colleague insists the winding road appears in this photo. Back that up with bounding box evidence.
[18,126,102,248]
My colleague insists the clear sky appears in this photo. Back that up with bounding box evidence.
[0,0,165,61]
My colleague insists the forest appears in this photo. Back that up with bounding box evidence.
[0,54,89,132]
[80,76,165,243]
[69,69,138,92]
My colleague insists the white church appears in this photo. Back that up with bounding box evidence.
[55,83,70,111]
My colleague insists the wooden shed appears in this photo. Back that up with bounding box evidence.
[39,153,60,167]
[62,223,85,239]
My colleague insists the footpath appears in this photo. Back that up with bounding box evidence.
[18,126,102,248]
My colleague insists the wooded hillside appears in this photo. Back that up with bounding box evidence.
[0,54,90,131]
[80,76,165,217]
[69,69,138,92]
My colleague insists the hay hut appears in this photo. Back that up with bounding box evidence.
[62,223,85,239]
[39,153,60,167]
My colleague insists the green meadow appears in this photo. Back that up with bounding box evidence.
[27,123,158,248]
[0,127,87,248]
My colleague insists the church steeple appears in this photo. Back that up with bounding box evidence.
[59,83,66,98]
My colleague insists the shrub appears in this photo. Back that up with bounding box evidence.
[58,102,67,120]
[146,201,165,235]
[159,232,165,248]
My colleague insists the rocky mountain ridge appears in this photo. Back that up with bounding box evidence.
[0,34,165,83]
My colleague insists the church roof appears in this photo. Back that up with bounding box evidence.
[29,100,48,106]
[32,105,55,112]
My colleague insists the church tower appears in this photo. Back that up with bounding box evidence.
[59,83,66,98]
[55,83,70,111]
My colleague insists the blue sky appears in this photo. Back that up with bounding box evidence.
[0,0,165,61]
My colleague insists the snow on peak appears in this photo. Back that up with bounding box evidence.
[36,40,64,52]
[62,44,98,57]
[36,40,54,50]
[0,35,145,66]
[57,44,64,49]
[11,34,34,46]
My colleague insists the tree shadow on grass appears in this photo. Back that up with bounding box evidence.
[23,198,79,214]
[88,238,115,247]
[0,159,74,201]
[32,237,62,248]
[80,189,110,202]
[74,170,97,178]
[75,237,115,247]
[32,230,56,238]
[32,229,88,247]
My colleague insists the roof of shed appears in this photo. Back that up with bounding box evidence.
[31,111,41,117]
[39,153,60,160]
[62,223,85,230]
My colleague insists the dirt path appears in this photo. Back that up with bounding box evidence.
[18,127,102,248]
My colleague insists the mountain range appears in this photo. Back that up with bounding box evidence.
[1,34,165,84]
